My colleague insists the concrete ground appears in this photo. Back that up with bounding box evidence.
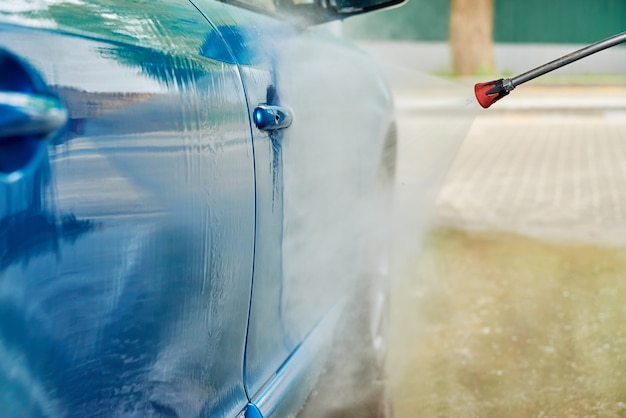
[438,84,626,244]
[391,82,626,250]
[387,82,626,417]
[436,85,626,245]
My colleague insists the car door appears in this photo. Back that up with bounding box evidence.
[191,0,395,411]
[0,1,255,417]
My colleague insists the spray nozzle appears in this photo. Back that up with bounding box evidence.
[474,78,514,109]
[473,31,626,109]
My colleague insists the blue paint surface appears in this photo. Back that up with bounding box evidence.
[0,0,396,416]
[245,403,263,418]
[0,1,255,416]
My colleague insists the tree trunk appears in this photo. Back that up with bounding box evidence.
[449,0,494,76]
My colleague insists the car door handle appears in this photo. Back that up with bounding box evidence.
[0,91,68,139]
[253,105,293,131]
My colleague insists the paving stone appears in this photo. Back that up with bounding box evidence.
[435,111,626,244]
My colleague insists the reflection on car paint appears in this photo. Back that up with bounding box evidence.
[0,1,257,416]
[192,1,395,411]
[0,0,397,416]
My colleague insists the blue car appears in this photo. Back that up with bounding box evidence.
[0,0,401,416]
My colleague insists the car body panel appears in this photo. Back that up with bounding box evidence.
[0,1,256,416]
[248,302,341,418]
[191,0,395,406]
[0,0,396,416]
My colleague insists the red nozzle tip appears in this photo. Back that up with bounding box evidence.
[474,79,509,109]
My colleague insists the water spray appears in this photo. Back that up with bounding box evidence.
[474,31,626,109]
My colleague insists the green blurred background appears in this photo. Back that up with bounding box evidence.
[343,0,626,77]
[344,0,626,43]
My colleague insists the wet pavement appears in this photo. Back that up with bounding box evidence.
[388,84,626,417]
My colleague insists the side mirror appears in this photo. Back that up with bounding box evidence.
[310,0,407,23]
[276,0,407,24]
[334,0,406,15]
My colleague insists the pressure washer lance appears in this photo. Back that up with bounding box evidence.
[474,31,626,109]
